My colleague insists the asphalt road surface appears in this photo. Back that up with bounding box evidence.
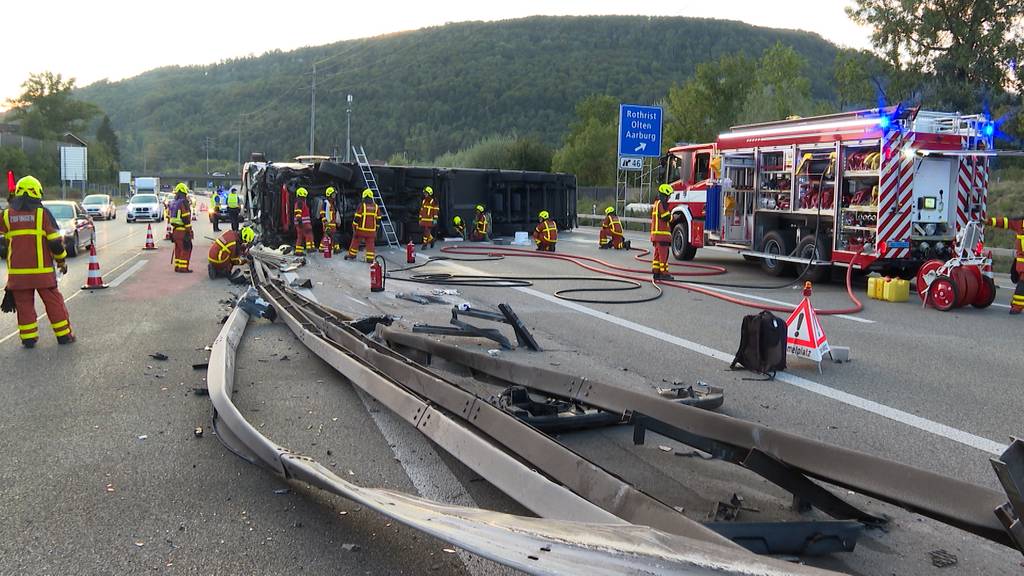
[2,214,1021,575]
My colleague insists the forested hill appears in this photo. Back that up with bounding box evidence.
[77,15,843,171]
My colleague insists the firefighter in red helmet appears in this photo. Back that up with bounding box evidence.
[0,176,75,346]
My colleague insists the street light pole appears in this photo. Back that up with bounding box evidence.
[346,94,352,163]
[309,64,317,157]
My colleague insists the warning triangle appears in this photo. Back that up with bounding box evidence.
[785,296,830,363]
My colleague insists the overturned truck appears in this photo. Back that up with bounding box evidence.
[241,156,577,248]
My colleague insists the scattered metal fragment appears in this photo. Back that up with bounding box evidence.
[289,277,313,289]
[273,488,290,495]
[349,315,393,334]
[194,427,204,438]
[149,352,169,361]
[342,543,360,552]
[929,549,958,567]
[192,362,209,370]
[495,386,623,433]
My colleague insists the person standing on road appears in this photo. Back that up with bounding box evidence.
[599,206,628,250]
[346,189,378,262]
[208,226,255,280]
[533,210,558,252]
[211,186,223,232]
[470,204,489,241]
[225,187,241,232]
[988,216,1024,314]
[452,216,466,240]
[0,176,75,347]
[319,186,338,254]
[169,183,194,273]
[651,184,676,281]
[292,187,315,257]
[418,186,439,249]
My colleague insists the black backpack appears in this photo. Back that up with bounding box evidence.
[730,311,787,379]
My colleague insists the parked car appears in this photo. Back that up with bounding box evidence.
[126,193,164,223]
[42,200,96,257]
[82,194,117,220]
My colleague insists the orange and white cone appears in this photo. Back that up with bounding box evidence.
[143,224,157,250]
[81,244,108,289]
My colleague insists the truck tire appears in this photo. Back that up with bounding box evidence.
[760,231,793,276]
[317,161,354,183]
[795,235,831,283]
[671,223,697,261]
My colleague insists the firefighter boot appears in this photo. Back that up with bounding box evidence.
[57,333,76,345]
[22,337,37,349]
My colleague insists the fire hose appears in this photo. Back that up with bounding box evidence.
[388,244,865,315]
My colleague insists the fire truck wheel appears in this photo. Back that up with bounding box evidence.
[795,235,831,283]
[928,275,959,311]
[971,276,997,309]
[671,224,697,261]
[759,231,793,276]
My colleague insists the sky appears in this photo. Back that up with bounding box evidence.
[2,1,872,109]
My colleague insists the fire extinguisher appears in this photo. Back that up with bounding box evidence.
[406,241,416,264]
[322,235,333,259]
[370,256,386,292]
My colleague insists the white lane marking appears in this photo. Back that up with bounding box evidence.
[685,284,876,324]
[353,389,516,576]
[346,295,370,308]
[992,302,1011,309]
[0,251,143,345]
[107,260,148,288]
[515,285,1008,456]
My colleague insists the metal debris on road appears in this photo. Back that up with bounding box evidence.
[194,427,204,438]
[192,387,209,396]
[149,352,169,361]
[192,362,209,370]
[929,549,958,567]
[273,488,290,495]
[342,543,360,552]
[137,435,147,440]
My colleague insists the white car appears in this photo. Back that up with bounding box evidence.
[82,194,117,220]
[126,193,164,223]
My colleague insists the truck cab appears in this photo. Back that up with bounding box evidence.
[661,144,716,260]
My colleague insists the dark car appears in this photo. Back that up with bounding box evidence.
[42,200,96,257]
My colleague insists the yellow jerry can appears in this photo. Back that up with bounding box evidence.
[883,277,910,302]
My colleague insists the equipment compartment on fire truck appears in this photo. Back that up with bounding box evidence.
[663,107,992,279]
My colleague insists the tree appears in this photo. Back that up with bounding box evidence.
[847,0,1024,108]
[665,53,753,144]
[739,43,815,123]
[506,138,552,171]
[6,72,99,140]
[96,115,120,162]
[0,147,31,180]
[551,95,618,186]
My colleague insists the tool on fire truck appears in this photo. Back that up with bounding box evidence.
[915,220,997,311]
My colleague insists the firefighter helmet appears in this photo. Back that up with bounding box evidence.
[424,186,433,195]
[658,184,673,195]
[240,226,256,244]
[296,187,308,198]
[604,206,615,215]
[362,189,374,199]
[174,182,189,196]
[475,204,484,212]
[539,210,549,220]
[325,186,336,197]
[14,175,43,199]
[453,216,462,225]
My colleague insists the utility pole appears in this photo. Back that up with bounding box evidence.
[346,94,353,162]
[203,136,214,175]
[309,64,316,157]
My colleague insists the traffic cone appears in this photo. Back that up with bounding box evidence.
[143,224,157,250]
[81,244,108,289]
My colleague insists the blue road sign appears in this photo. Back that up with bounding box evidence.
[618,104,662,157]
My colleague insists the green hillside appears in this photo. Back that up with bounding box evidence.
[76,15,844,171]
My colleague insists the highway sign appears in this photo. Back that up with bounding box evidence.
[618,156,643,171]
[618,104,662,157]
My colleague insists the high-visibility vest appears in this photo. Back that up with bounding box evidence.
[1,207,65,282]
[170,198,192,230]
[208,230,241,264]
[354,201,379,233]
[321,199,336,226]
[989,217,1024,265]
[534,219,557,243]
[474,212,488,234]
[226,192,240,209]
[650,198,672,242]
[602,214,623,236]
[419,197,439,224]
[293,199,311,225]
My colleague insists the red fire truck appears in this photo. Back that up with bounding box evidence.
[661,107,992,280]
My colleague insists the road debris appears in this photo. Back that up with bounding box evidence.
[134,541,145,548]
[342,543,360,552]
[105,483,115,493]
[149,352,168,361]
[192,387,209,396]
[194,427,204,438]
[273,488,290,495]
[137,435,148,440]
[192,362,209,370]
[930,549,958,567]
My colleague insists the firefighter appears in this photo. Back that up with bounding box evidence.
[470,204,488,241]
[319,186,338,253]
[599,206,628,249]
[651,184,676,281]
[293,187,315,256]
[210,186,223,232]
[225,186,241,232]
[346,189,378,262]
[207,225,256,280]
[988,216,1024,314]
[418,185,439,249]
[452,216,466,239]
[169,183,194,273]
[533,210,557,252]
[0,176,75,347]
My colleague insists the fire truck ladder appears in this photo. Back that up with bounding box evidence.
[353,145,400,248]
